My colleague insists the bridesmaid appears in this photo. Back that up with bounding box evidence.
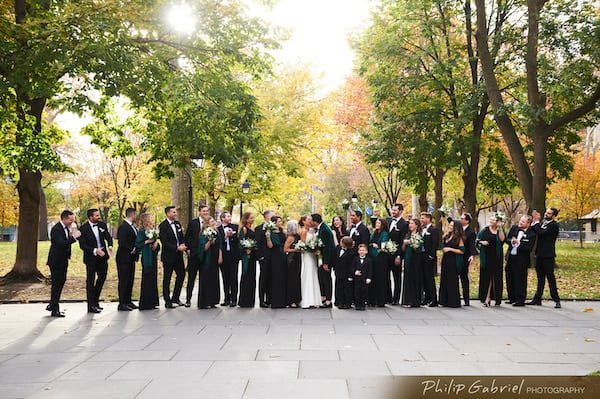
[284,220,302,308]
[135,213,160,310]
[238,212,257,308]
[439,219,465,308]
[401,218,424,307]
[266,216,287,308]
[368,218,390,307]
[331,215,347,247]
[198,217,223,309]
[477,215,506,307]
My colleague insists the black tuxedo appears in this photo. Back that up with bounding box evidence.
[255,223,271,305]
[352,256,373,310]
[334,246,355,307]
[386,217,408,304]
[46,221,78,312]
[461,225,477,305]
[532,219,560,302]
[505,225,536,305]
[159,219,186,306]
[184,218,203,304]
[349,222,370,248]
[422,224,439,305]
[79,220,113,310]
[116,220,138,306]
[218,223,240,305]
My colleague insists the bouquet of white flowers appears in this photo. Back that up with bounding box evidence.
[203,226,218,241]
[293,241,307,252]
[145,229,159,240]
[438,203,454,217]
[341,198,350,210]
[263,220,277,232]
[306,236,324,252]
[380,240,398,254]
[409,233,424,250]
[240,238,257,250]
[493,211,508,223]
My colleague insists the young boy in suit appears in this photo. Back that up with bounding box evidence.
[352,244,372,311]
[334,236,355,309]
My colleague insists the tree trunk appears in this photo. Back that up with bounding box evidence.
[433,170,445,233]
[531,128,549,213]
[171,169,190,230]
[418,192,428,212]
[3,170,45,282]
[38,182,49,241]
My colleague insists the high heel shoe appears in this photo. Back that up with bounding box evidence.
[483,299,491,307]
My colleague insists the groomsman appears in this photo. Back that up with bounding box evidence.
[184,204,209,307]
[528,208,561,308]
[218,211,240,307]
[349,210,370,248]
[116,208,139,311]
[334,236,355,309]
[420,212,439,307]
[158,206,187,308]
[256,210,274,307]
[505,215,536,307]
[459,213,476,306]
[386,204,408,305]
[79,209,113,313]
[312,213,336,308]
[46,210,81,317]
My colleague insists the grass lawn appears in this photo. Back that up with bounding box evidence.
[0,240,598,302]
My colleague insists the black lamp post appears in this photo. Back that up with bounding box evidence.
[240,180,250,221]
[185,151,205,224]
[351,192,358,208]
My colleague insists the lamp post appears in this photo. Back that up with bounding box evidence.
[351,192,358,208]
[240,180,250,221]
[184,151,205,224]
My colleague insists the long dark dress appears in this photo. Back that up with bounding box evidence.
[477,227,503,304]
[286,234,302,306]
[401,234,423,307]
[269,231,287,308]
[332,225,347,246]
[439,241,464,308]
[369,231,390,306]
[198,235,221,308]
[136,229,160,310]
[238,227,257,308]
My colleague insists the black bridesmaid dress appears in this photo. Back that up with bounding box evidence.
[439,241,463,308]
[269,231,287,309]
[238,227,257,308]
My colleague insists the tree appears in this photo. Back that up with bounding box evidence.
[0,0,276,281]
[475,0,600,212]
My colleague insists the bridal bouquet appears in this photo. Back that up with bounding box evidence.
[263,220,277,232]
[203,226,218,241]
[293,241,307,252]
[380,240,398,254]
[341,198,350,210]
[438,203,454,218]
[493,211,508,223]
[306,236,324,252]
[240,238,257,250]
[145,229,159,240]
[409,233,424,250]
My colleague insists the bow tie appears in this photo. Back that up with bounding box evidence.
[351,224,356,228]
[92,224,98,228]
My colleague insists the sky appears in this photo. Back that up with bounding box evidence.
[56,0,373,132]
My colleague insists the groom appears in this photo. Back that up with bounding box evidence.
[311,213,335,308]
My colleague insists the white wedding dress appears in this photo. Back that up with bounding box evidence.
[300,231,322,308]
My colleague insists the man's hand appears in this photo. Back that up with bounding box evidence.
[108,248,115,257]
[96,248,106,257]
[394,256,401,266]
[72,230,81,239]
[322,264,329,272]
[177,244,187,252]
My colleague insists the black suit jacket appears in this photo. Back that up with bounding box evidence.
[184,218,203,258]
[533,220,558,258]
[255,223,269,260]
[79,221,113,265]
[116,220,138,264]
[334,246,355,273]
[386,217,408,256]
[422,224,439,259]
[463,225,477,259]
[352,256,373,280]
[218,223,240,259]
[159,219,185,264]
[47,222,78,267]
[505,224,536,267]
[350,222,370,248]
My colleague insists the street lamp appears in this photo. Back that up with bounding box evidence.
[185,151,205,224]
[351,192,358,206]
[240,180,250,221]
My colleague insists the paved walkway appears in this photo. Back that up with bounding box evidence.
[0,301,598,399]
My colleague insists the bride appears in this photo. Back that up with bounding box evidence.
[299,215,321,308]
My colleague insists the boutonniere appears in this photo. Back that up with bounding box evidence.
[177,228,182,233]
[99,227,105,233]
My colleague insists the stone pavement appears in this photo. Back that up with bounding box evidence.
[0,301,599,399]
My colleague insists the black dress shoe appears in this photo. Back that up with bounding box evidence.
[526,300,542,306]
[229,302,237,307]
[87,307,101,313]
[220,301,230,306]
[319,303,332,308]
[555,302,561,309]
[51,311,65,317]
[118,304,133,311]
[259,302,269,308]
[428,302,439,307]
[46,304,52,312]
[173,300,184,307]
[165,303,175,309]
[505,300,514,304]
[184,301,191,308]
[391,302,400,306]
[512,302,525,307]
[127,303,139,309]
